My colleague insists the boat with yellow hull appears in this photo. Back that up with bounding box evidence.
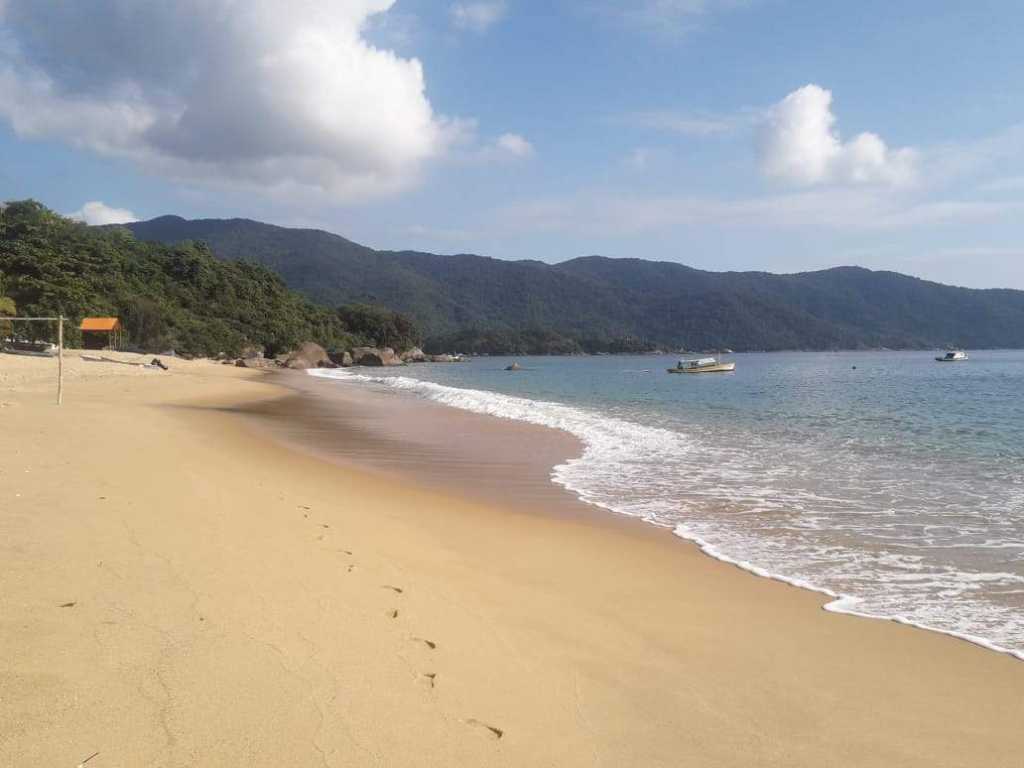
[668,356,736,374]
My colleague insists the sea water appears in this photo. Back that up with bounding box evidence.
[311,351,1024,659]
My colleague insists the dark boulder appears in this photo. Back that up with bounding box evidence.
[329,350,354,367]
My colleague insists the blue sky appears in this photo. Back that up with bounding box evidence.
[2,1,1023,288]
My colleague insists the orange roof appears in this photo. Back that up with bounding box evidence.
[80,317,121,332]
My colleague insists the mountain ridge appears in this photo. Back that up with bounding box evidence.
[114,215,1024,352]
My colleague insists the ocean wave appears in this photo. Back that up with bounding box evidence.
[308,368,1024,661]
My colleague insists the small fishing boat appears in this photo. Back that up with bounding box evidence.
[668,356,736,374]
[1,339,58,357]
[935,350,968,362]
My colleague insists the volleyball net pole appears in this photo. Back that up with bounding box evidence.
[3,315,65,404]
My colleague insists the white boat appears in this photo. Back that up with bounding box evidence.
[935,350,968,362]
[668,356,736,374]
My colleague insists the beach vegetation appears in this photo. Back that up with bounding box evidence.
[0,200,422,357]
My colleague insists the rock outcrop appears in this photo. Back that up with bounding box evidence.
[351,346,402,366]
[235,357,279,369]
[284,341,332,369]
[329,350,353,367]
[401,347,427,363]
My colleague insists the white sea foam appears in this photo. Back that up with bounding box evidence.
[308,367,1024,661]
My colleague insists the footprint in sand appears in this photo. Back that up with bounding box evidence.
[421,672,437,689]
[387,609,399,619]
[382,585,404,594]
[411,637,437,650]
[465,719,504,740]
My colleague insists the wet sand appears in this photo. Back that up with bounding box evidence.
[2,355,1023,767]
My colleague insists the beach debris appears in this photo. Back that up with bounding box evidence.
[76,752,100,767]
[150,357,168,370]
[464,719,504,740]
[504,362,521,371]
[382,585,404,594]
[59,601,76,608]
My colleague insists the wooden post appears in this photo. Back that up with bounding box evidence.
[57,314,64,405]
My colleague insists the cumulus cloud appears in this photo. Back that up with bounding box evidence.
[68,201,139,225]
[0,1,455,201]
[495,133,534,158]
[758,84,917,187]
[450,2,507,32]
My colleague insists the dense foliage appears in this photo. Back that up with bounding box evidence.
[123,215,1024,351]
[0,200,367,356]
[337,303,421,351]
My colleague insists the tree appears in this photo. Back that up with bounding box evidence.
[0,201,371,356]
[336,303,421,351]
[0,272,15,337]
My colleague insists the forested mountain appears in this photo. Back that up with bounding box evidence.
[120,215,1024,352]
[0,201,418,356]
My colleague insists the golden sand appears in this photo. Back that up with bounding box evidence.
[1,353,1022,766]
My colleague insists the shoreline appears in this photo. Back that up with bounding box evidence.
[3,353,1023,766]
[304,365,1024,663]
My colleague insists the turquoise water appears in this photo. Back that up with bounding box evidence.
[312,351,1024,658]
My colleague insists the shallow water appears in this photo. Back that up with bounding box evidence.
[311,351,1024,658]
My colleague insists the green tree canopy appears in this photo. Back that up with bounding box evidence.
[0,200,375,356]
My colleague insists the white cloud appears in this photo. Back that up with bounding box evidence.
[495,133,534,158]
[598,0,751,36]
[450,2,507,32]
[68,201,138,225]
[758,84,917,187]
[626,110,743,136]
[0,1,456,201]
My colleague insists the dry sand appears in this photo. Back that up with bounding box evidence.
[1,352,1022,767]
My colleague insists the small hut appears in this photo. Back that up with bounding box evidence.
[80,317,124,350]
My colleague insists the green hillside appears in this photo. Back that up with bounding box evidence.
[0,201,362,356]
[121,215,1024,352]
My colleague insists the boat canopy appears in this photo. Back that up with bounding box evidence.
[681,357,718,368]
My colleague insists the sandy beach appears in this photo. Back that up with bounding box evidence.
[2,352,1022,767]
